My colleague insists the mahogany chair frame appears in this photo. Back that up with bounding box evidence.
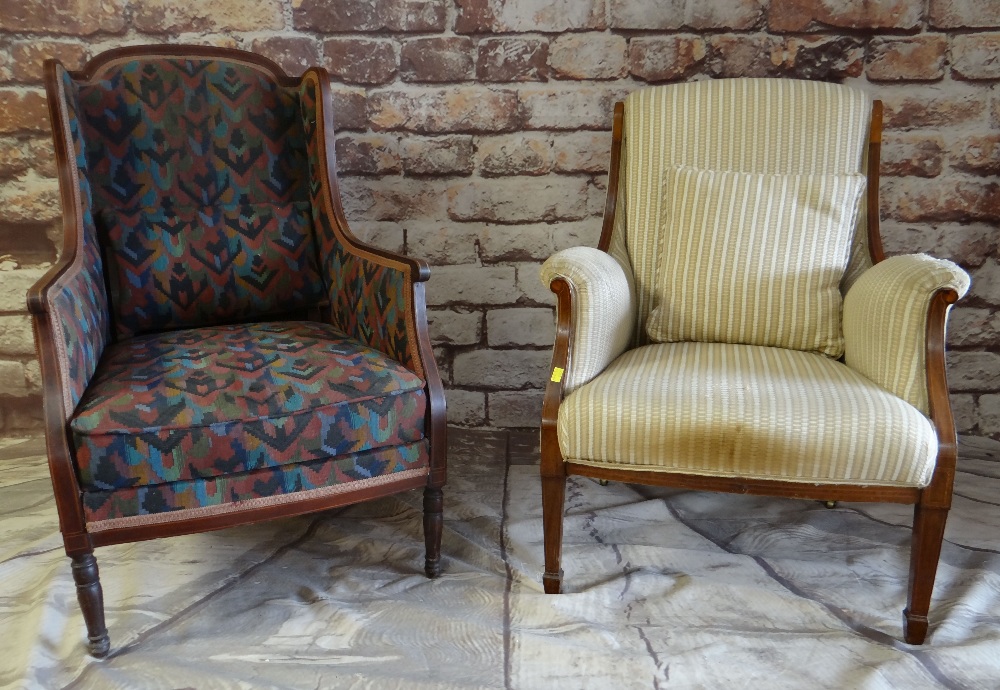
[540,100,960,645]
[28,45,447,658]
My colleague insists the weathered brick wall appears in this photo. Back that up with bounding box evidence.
[0,0,997,437]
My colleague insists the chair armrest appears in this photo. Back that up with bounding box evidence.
[843,254,970,415]
[299,68,431,378]
[540,246,636,394]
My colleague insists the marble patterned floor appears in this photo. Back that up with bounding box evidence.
[1,430,999,689]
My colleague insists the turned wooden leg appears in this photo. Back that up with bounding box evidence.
[541,474,566,594]
[903,504,948,645]
[423,486,444,578]
[71,552,110,658]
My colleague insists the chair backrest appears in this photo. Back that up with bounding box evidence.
[60,52,323,339]
[607,78,873,347]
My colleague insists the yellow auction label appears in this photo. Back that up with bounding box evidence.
[550,367,564,383]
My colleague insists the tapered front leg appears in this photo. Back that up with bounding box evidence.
[903,503,949,645]
[423,486,444,578]
[71,552,110,658]
[541,474,566,594]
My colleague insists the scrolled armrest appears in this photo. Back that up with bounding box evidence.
[540,246,636,393]
[843,254,970,414]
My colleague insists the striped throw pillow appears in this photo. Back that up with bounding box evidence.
[645,167,866,357]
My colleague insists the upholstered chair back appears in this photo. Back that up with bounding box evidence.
[607,79,874,347]
[62,56,323,339]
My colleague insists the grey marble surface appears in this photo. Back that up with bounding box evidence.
[1,430,999,689]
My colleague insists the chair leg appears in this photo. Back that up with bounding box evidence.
[903,504,948,645]
[541,474,566,594]
[423,486,443,578]
[71,552,110,658]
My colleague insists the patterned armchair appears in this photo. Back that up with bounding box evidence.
[539,79,969,644]
[28,45,446,658]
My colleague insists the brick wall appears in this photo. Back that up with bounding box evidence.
[0,0,997,437]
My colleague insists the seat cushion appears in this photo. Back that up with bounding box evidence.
[71,321,426,491]
[558,342,938,488]
[645,167,865,357]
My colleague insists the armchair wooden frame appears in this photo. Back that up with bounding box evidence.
[28,45,447,658]
[540,100,960,645]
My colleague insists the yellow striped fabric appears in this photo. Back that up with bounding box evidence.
[558,342,938,487]
[613,79,873,347]
[646,167,865,357]
[844,254,971,414]
[539,246,636,393]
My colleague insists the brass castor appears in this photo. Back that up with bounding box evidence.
[823,500,837,509]
[598,479,609,486]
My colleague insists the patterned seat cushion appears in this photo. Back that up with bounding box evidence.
[558,342,938,488]
[70,321,426,492]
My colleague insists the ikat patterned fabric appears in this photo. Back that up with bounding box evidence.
[99,202,321,336]
[299,76,417,373]
[70,322,427,492]
[49,66,113,413]
[74,56,321,338]
[81,440,429,522]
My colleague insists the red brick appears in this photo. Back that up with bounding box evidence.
[881,134,944,178]
[133,0,284,32]
[552,132,610,173]
[249,36,321,76]
[518,86,615,130]
[549,34,627,80]
[882,88,987,130]
[774,36,864,80]
[0,90,49,135]
[339,176,451,221]
[369,88,520,133]
[335,134,402,175]
[629,36,706,82]
[447,176,589,222]
[456,0,605,33]
[324,39,397,85]
[610,0,762,30]
[0,0,126,34]
[867,36,947,82]
[10,42,88,83]
[477,133,552,176]
[930,0,1000,28]
[477,38,548,82]
[880,221,997,269]
[882,177,1000,223]
[294,0,446,32]
[401,37,475,83]
[401,136,476,175]
[0,139,32,180]
[951,33,1000,80]
[330,88,368,130]
[707,34,782,78]
[955,135,1000,175]
[770,0,922,31]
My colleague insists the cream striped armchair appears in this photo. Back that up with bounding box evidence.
[539,79,969,645]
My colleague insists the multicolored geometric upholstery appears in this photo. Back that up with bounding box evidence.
[41,55,437,530]
[98,202,321,335]
[300,76,417,373]
[82,440,429,522]
[50,67,112,413]
[73,56,318,338]
[70,322,426,492]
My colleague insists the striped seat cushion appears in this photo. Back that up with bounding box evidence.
[646,167,865,357]
[558,342,937,488]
